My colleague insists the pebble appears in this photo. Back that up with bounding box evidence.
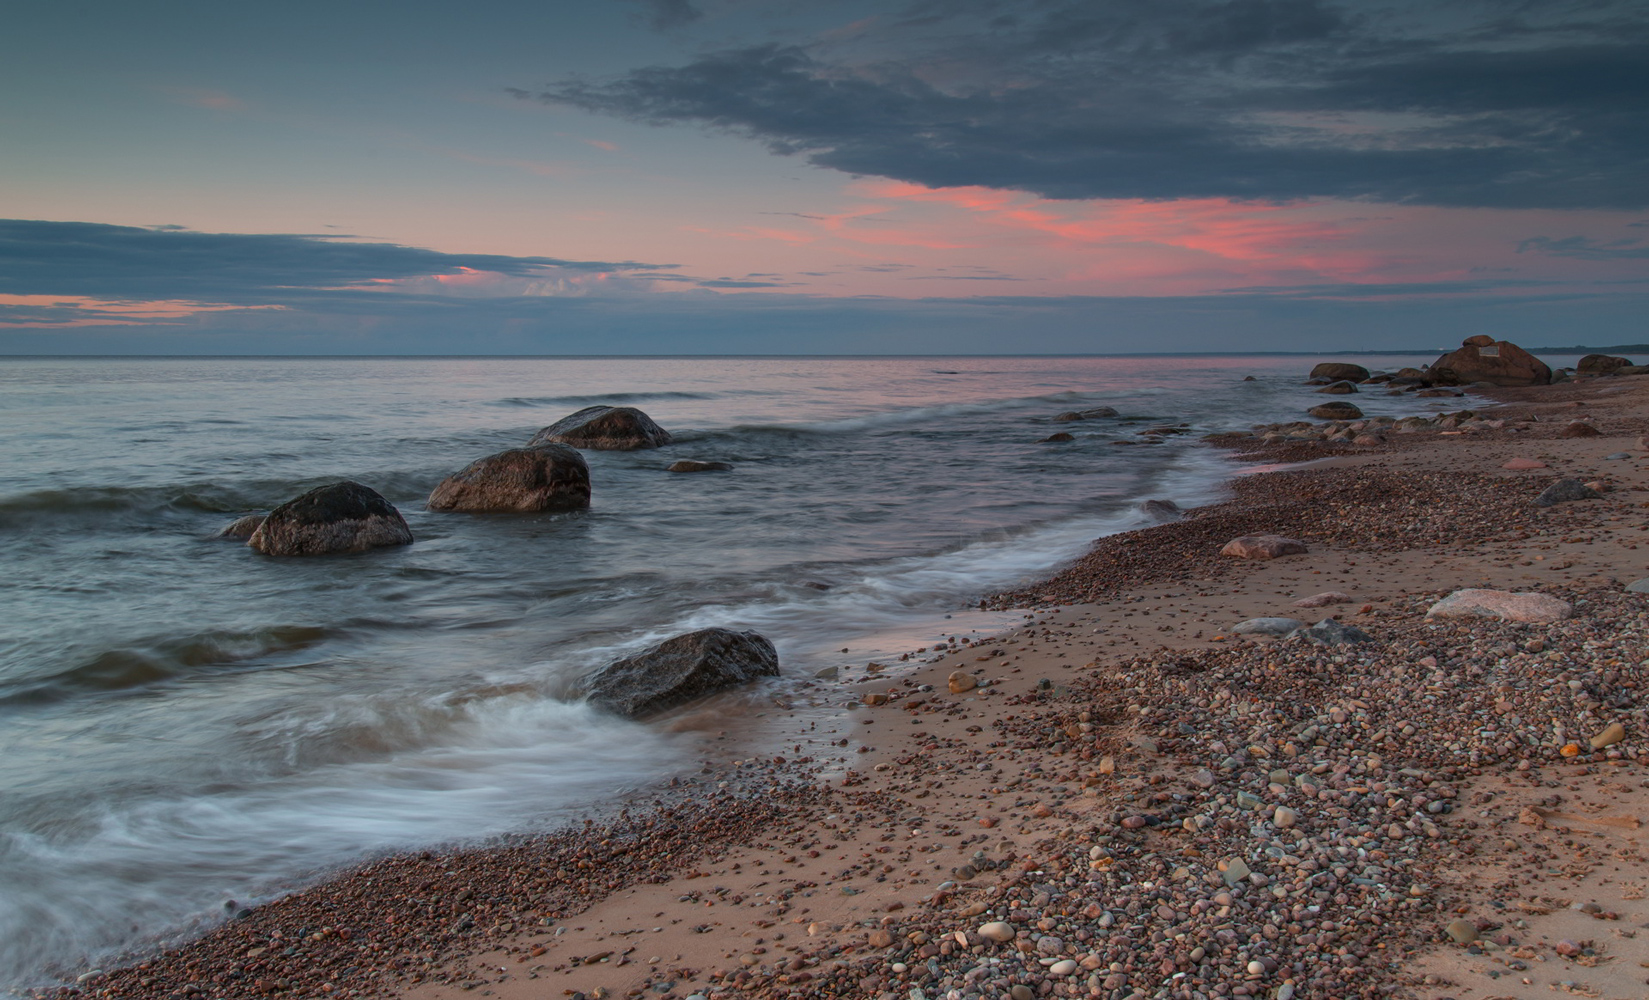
[1049,959,1078,976]
[1272,806,1297,828]
[977,921,1015,943]
[947,671,977,694]
[1445,919,1479,944]
[1590,721,1626,749]
[1221,858,1252,886]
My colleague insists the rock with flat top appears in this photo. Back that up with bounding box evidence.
[1426,589,1572,623]
[1221,535,1308,559]
[530,405,673,451]
[428,444,591,512]
[585,628,778,718]
[1534,478,1602,507]
[248,482,412,556]
[1293,591,1352,608]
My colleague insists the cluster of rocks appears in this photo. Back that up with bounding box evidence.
[218,404,737,557]
[1241,410,1502,447]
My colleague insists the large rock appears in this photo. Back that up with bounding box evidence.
[529,405,673,451]
[585,628,779,718]
[1428,338,1550,387]
[1534,479,1602,507]
[1308,401,1363,419]
[1309,363,1370,382]
[1577,354,1633,375]
[247,482,412,556]
[1315,381,1359,394]
[1221,535,1308,559]
[1426,589,1571,623]
[427,444,590,512]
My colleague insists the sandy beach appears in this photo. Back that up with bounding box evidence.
[48,373,1649,1000]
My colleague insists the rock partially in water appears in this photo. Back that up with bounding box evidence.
[1138,499,1182,522]
[1308,363,1370,382]
[427,444,591,512]
[585,628,779,719]
[1428,337,1550,386]
[1426,589,1572,623]
[1576,353,1633,375]
[1052,407,1119,421]
[219,513,266,539]
[247,482,412,556]
[1039,432,1076,443]
[1534,478,1602,507]
[1308,401,1362,420]
[1315,380,1359,394]
[667,460,734,473]
[530,405,673,451]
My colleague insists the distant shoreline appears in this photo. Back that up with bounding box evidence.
[0,349,1623,360]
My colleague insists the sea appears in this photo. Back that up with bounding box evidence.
[0,353,1508,987]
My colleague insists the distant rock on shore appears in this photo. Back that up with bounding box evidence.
[427,444,591,512]
[1577,353,1634,375]
[530,405,673,451]
[247,481,412,556]
[585,627,779,718]
[1428,336,1551,387]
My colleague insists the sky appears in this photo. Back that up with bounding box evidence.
[2,0,1646,354]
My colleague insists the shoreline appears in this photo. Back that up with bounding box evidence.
[39,374,1649,1000]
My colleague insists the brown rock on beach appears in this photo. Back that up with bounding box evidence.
[1428,336,1551,386]
[1425,588,1572,623]
[1221,534,1309,559]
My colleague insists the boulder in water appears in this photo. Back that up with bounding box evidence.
[1308,401,1363,419]
[1138,498,1182,522]
[667,460,734,473]
[219,514,266,539]
[585,628,779,718]
[1308,363,1370,382]
[1428,337,1550,387]
[1315,380,1359,394]
[529,405,673,451]
[428,444,591,512]
[1039,432,1075,443]
[248,482,412,556]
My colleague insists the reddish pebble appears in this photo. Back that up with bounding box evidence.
[1122,815,1147,830]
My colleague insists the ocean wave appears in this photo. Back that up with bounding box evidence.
[0,626,333,705]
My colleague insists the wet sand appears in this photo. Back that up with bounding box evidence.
[47,375,1649,1000]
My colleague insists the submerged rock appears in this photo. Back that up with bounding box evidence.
[1039,432,1076,443]
[427,444,591,512]
[585,627,779,718]
[1052,407,1119,421]
[667,460,734,473]
[219,513,266,539]
[530,405,673,451]
[248,482,412,556]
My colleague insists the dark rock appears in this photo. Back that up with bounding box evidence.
[219,514,266,539]
[1291,618,1373,645]
[1138,499,1182,522]
[428,444,591,512]
[1558,421,1601,438]
[1308,401,1363,419]
[529,405,673,451]
[1316,381,1359,394]
[1052,407,1119,421]
[1429,338,1551,387]
[1577,354,1633,375]
[667,460,734,473]
[1309,363,1370,382]
[1040,432,1076,443]
[585,628,779,718]
[1534,478,1602,507]
[1415,388,1463,397]
[248,482,412,556]
[1242,375,1257,381]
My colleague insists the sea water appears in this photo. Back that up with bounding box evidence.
[0,353,1472,985]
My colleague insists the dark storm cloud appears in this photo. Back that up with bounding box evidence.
[0,219,672,304]
[530,0,1649,209]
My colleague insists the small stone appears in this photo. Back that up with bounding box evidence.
[1049,959,1077,977]
[1097,756,1116,774]
[1221,858,1252,886]
[947,671,977,694]
[869,929,895,948]
[1010,986,1034,1000]
[1273,806,1298,829]
[1121,815,1147,830]
[978,922,1016,943]
[1554,939,1582,956]
[1246,960,1265,976]
[1445,919,1479,944]
[1190,769,1216,788]
[1590,722,1626,749]
[1534,478,1602,507]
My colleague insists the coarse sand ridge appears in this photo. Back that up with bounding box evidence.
[42,376,1649,1000]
